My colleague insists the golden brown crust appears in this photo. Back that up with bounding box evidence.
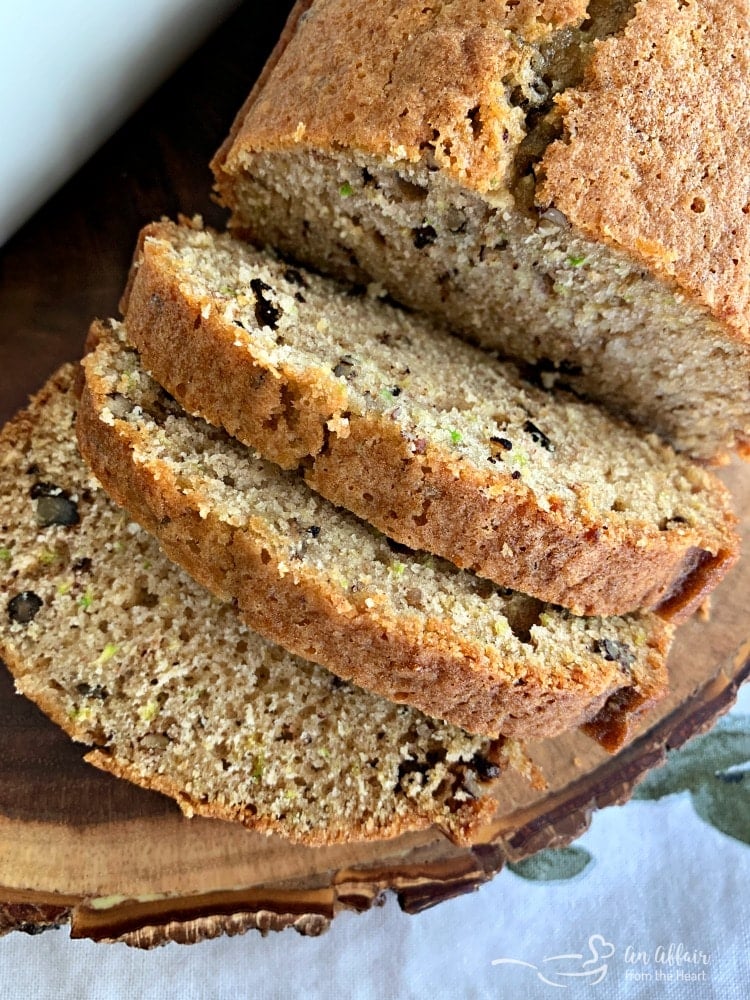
[213,0,750,448]
[121,223,345,469]
[214,0,589,198]
[75,337,671,747]
[307,414,737,627]
[211,0,316,180]
[218,0,750,339]
[120,222,739,619]
[539,0,750,344]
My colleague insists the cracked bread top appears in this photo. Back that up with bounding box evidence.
[212,0,750,462]
[539,0,750,343]
[215,0,589,203]
[216,0,750,340]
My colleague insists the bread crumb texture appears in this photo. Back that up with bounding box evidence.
[0,367,517,845]
[77,322,673,748]
[121,220,738,617]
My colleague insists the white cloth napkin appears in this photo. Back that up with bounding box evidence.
[0,0,239,246]
[1,683,747,999]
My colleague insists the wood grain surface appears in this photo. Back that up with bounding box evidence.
[0,0,748,948]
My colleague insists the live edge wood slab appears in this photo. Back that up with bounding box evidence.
[1,2,748,948]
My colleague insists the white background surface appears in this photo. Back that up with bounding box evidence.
[0,0,239,245]
[1,682,748,1000]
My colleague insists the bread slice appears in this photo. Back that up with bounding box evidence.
[77,320,673,749]
[212,0,750,462]
[121,219,737,619]
[0,365,522,846]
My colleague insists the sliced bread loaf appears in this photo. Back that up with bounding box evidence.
[0,365,518,846]
[121,219,737,619]
[76,320,673,748]
[212,0,750,462]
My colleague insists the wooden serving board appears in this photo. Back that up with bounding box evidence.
[0,2,748,948]
[0,466,748,947]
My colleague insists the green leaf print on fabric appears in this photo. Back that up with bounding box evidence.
[508,846,593,882]
[634,715,750,846]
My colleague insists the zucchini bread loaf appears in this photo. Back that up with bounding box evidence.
[212,0,750,461]
[0,366,517,845]
[77,320,672,749]
[121,219,737,619]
